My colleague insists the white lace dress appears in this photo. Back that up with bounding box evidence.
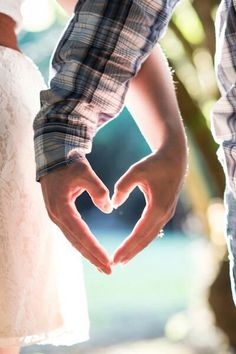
[0,2,90,348]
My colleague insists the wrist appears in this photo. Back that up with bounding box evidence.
[155,121,188,154]
[154,127,188,171]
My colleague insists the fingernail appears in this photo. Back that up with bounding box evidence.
[102,201,113,213]
[105,267,112,275]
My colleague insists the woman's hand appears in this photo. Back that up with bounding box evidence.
[111,142,188,265]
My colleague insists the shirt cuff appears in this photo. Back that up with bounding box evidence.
[33,129,91,182]
[33,92,101,181]
[33,118,97,182]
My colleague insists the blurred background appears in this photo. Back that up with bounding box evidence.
[19,0,236,353]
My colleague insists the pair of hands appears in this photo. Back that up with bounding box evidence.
[40,147,187,275]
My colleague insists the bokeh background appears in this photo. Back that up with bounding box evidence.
[19,0,236,353]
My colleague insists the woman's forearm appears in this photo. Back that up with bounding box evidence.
[56,0,78,16]
[125,43,187,155]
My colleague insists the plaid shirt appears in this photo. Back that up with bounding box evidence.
[211,0,236,197]
[33,0,179,181]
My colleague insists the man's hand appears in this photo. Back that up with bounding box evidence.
[111,144,188,265]
[39,157,113,274]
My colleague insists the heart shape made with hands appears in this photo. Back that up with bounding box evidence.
[69,155,167,275]
[92,182,164,273]
[41,153,171,275]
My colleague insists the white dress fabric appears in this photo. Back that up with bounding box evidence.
[0,41,90,349]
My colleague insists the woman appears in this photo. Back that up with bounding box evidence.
[0,1,90,353]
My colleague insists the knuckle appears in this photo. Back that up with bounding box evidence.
[80,162,90,175]
[69,159,90,180]
[160,205,176,223]
[132,162,144,176]
[129,164,140,178]
[53,201,70,220]
[58,208,70,223]
[95,186,108,198]
[46,207,61,225]
[76,159,90,175]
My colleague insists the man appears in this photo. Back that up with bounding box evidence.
[33,0,187,275]
[211,0,236,305]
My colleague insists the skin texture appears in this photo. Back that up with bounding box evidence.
[40,43,188,272]
[111,44,188,265]
[38,1,187,274]
[0,348,20,354]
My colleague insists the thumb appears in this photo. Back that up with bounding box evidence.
[82,169,113,214]
[112,166,139,209]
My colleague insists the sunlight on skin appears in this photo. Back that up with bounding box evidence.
[0,347,20,354]
[110,44,188,266]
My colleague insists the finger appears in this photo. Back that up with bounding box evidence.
[111,204,158,264]
[56,202,112,272]
[117,223,162,265]
[81,170,113,214]
[57,221,112,274]
[111,166,139,208]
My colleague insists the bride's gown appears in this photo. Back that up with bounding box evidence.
[0,0,90,348]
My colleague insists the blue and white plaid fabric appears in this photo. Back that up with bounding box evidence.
[211,0,236,305]
[33,0,179,182]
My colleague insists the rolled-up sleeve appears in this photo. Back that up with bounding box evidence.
[33,0,180,182]
[211,0,236,197]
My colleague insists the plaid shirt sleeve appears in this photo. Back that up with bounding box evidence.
[211,0,236,197]
[33,0,179,182]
